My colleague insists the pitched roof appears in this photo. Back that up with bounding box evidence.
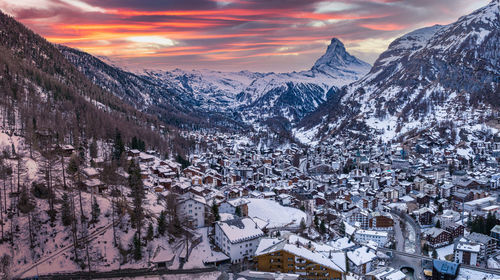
[254,238,346,273]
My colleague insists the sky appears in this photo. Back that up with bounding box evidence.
[0,0,490,72]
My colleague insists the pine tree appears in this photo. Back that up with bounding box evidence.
[132,233,142,260]
[211,202,220,221]
[67,154,85,220]
[320,220,326,234]
[61,193,73,226]
[300,218,306,231]
[91,197,100,224]
[146,223,154,243]
[112,130,125,162]
[339,221,346,236]
[89,140,98,161]
[176,154,190,169]
[432,249,438,259]
[18,185,35,247]
[435,220,441,228]
[157,210,166,236]
[235,206,241,217]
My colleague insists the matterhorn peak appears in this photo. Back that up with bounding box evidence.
[312,38,370,71]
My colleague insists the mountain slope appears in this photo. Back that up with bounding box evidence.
[298,0,499,143]
[144,38,370,125]
[58,46,246,130]
[0,10,179,153]
[59,39,370,131]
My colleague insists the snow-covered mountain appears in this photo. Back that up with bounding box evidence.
[142,38,370,125]
[297,0,499,143]
[60,38,369,130]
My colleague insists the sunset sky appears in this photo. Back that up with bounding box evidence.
[0,0,490,72]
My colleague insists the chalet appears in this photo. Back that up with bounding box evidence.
[443,222,464,240]
[413,207,434,226]
[84,178,106,194]
[61,145,75,157]
[369,212,394,231]
[158,178,172,190]
[82,167,99,179]
[426,228,451,248]
[128,149,140,157]
[139,153,154,163]
[254,238,345,279]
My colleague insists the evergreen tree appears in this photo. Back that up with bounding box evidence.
[112,130,125,162]
[435,220,441,228]
[132,233,142,260]
[438,204,443,214]
[339,221,345,236]
[91,197,101,224]
[176,154,190,169]
[89,140,98,160]
[235,206,242,217]
[157,210,167,236]
[146,223,154,243]
[300,218,306,231]
[212,202,220,221]
[67,154,79,175]
[61,193,73,226]
[18,185,35,247]
[432,249,438,259]
[320,220,326,234]
[131,136,146,151]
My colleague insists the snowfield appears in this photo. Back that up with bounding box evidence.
[247,198,307,228]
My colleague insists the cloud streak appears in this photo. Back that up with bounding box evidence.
[0,0,490,71]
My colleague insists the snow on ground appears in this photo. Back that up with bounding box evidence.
[183,227,228,269]
[435,244,454,260]
[247,198,306,228]
[106,271,222,280]
[293,124,320,146]
[457,268,500,280]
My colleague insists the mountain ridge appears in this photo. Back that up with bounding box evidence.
[296,0,499,144]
